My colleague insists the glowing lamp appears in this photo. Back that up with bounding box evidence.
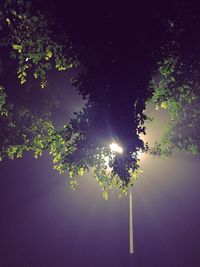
[109,143,123,154]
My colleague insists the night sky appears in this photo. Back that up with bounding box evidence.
[1,83,200,266]
[1,118,200,266]
[1,0,200,266]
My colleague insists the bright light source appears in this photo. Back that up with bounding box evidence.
[109,142,123,154]
[137,150,143,158]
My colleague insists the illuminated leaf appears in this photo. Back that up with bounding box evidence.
[45,50,53,60]
[161,101,168,109]
[6,18,11,24]
[12,44,22,51]
[102,191,109,200]
[10,10,17,16]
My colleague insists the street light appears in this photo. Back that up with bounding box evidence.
[109,142,123,154]
[109,142,134,255]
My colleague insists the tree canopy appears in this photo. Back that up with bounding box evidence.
[1,0,200,198]
[149,2,200,157]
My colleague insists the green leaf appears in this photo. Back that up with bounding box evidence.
[34,72,38,78]
[161,101,168,109]
[12,44,22,50]
[10,10,17,16]
[78,168,84,176]
[6,18,11,25]
[102,191,109,200]
[45,50,52,60]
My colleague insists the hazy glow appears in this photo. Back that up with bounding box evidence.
[109,143,123,154]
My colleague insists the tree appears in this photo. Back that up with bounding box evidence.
[0,1,77,164]
[2,0,200,198]
[0,0,152,197]
[149,2,200,157]
[0,0,77,86]
[49,1,169,196]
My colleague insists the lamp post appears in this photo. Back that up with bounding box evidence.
[109,142,134,255]
[129,187,134,255]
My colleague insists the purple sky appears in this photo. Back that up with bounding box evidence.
[1,134,200,266]
[1,1,200,266]
[1,73,200,266]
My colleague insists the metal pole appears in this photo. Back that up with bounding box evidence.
[129,187,134,254]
